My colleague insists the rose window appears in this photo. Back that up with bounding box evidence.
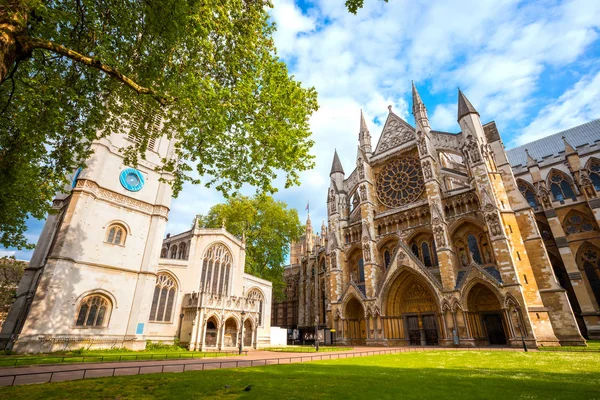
[376,157,424,208]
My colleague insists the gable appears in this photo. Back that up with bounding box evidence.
[373,112,416,155]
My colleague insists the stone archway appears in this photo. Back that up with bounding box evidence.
[466,283,508,345]
[223,317,238,347]
[343,297,366,344]
[243,319,253,347]
[205,317,218,347]
[383,271,440,346]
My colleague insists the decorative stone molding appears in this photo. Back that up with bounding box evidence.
[76,179,168,217]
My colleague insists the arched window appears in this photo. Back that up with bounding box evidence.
[467,234,482,264]
[578,244,600,307]
[170,245,178,259]
[75,295,111,327]
[564,211,596,235]
[202,243,233,295]
[178,243,187,260]
[588,159,600,190]
[358,258,365,282]
[248,289,265,327]
[548,170,576,202]
[421,242,432,267]
[160,248,167,258]
[411,244,420,259]
[384,250,391,269]
[517,179,539,209]
[106,224,126,245]
[150,273,177,322]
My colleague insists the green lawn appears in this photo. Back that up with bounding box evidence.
[262,346,353,353]
[538,340,600,352]
[0,348,239,368]
[1,351,599,399]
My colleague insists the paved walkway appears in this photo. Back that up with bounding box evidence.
[0,346,527,387]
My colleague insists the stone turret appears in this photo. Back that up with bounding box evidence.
[359,110,372,154]
[330,150,345,189]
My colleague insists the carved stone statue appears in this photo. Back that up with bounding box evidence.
[422,160,432,179]
[362,242,372,262]
[357,157,365,179]
[417,131,428,155]
[486,213,502,236]
[579,169,596,199]
[359,184,367,202]
[434,225,446,247]
[536,181,553,209]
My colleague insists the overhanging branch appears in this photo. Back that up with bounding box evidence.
[26,37,172,106]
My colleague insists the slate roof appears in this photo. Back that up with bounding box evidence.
[330,150,344,175]
[507,119,600,167]
[457,89,479,121]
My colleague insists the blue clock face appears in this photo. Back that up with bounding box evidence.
[120,168,145,192]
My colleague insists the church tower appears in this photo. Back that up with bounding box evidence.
[1,113,176,352]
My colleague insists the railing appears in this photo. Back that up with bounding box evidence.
[0,346,535,387]
[0,351,247,368]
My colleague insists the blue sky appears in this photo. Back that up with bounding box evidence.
[3,0,600,261]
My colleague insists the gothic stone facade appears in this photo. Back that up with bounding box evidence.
[1,125,272,353]
[273,85,593,347]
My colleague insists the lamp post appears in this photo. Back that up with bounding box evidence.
[513,307,528,352]
[239,310,246,355]
[177,313,185,340]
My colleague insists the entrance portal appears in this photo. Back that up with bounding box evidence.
[467,284,508,345]
[383,272,440,345]
[343,297,366,343]
[483,314,506,345]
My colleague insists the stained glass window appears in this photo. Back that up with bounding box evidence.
[106,224,126,245]
[75,295,110,327]
[517,180,539,209]
[150,273,177,322]
[549,170,576,202]
[589,159,600,190]
[564,211,596,235]
[467,234,483,264]
[376,157,425,208]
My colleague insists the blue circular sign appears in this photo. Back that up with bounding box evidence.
[119,168,145,192]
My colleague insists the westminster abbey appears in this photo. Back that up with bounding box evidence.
[272,84,600,347]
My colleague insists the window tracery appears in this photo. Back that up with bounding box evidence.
[577,243,600,307]
[150,273,177,322]
[564,211,596,235]
[548,170,576,202]
[517,179,539,209]
[75,295,111,327]
[201,243,233,295]
[588,159,600,190]
[106,224,126,245]
[376,157,424,208]
[453,225,493,267]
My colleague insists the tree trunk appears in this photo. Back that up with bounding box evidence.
[0,0,29,84]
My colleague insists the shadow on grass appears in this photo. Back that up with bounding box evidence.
[0,351,597,399]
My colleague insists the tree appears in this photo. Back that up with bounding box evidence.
[0,0,318,249]
[0,257,25,320]
[198,194,302,299]
[345,0,388,14]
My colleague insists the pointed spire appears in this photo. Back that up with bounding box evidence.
[562,136,576,155]
[457,89,479,121]
[525,149,538,167]
[330,150,345,175]
[359,110,372,153]
[360,109,368,132]
[412,81,423,113]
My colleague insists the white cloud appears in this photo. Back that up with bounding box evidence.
[0,250,16,258]
[513,71,600,145]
